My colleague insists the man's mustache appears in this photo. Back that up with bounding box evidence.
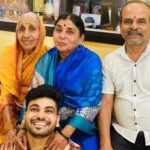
[127,30,143,36]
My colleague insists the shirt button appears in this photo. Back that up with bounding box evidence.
[134,80,136,82]
[134,64,137,67]
[134,109,136,111]
[135,123,137,125]
[134,94,136,97]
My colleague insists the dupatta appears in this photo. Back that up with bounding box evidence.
[0,17,48,143]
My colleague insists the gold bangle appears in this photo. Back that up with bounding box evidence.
[56,127,70,141]
[59,130,70,141]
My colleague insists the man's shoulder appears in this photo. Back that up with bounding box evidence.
[104,46,124,61]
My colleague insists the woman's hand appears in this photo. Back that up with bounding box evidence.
[70,141,81,150]
[15,132,27,150]
[45,131,69,150]
[0,129,16,150]
[15,128,27,150]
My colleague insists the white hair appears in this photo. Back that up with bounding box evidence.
[17,12,40,25]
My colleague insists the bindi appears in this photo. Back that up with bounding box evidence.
[63,24,66,26]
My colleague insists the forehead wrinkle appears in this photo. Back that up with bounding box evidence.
[18,22,37,27]
[17,16,40,30]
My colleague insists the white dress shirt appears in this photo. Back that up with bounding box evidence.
[102,41,150,145]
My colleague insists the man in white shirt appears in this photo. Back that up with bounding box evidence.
[98,1,150,150]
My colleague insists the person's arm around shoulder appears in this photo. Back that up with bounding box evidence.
[45,125,76,150]
[98,93,114,150]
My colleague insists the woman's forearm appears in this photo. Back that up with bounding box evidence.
[3,105,14,132]
[61,125,76,138]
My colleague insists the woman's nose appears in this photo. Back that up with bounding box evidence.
[23,29,30,38]
[59,31,66,38]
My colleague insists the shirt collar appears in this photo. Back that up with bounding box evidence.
[119,40,150,62]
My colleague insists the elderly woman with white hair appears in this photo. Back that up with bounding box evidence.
[0,12,48,146]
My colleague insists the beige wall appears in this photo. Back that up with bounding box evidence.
[0,30,120,59]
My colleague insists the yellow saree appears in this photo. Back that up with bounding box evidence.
[0,17,48,143]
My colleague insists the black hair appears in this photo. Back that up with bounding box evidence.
[54,13,85,36]
[26,84,62,111]
[119,0,150,23]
